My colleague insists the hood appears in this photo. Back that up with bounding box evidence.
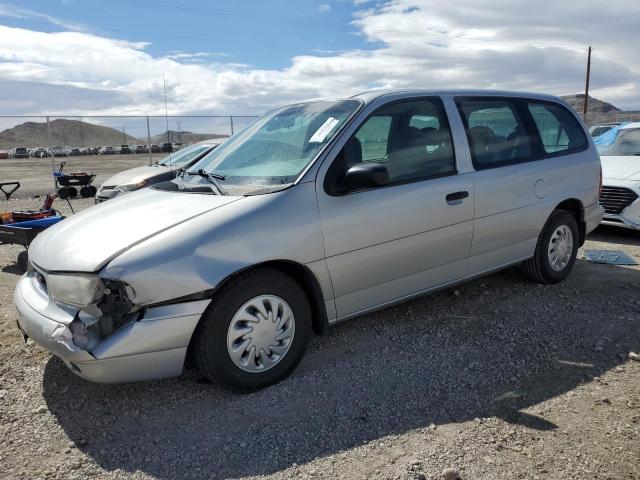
[29,188,241,272]
[100,164,172,188]
[600,155,640,181]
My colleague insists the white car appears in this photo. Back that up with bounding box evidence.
[597,122,640,230]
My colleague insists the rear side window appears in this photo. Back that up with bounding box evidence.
[527,102,588,154]
[456,99,533,169]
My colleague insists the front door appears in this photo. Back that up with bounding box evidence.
[316,97,474,319]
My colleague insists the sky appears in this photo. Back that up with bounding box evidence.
[0,0,639,121]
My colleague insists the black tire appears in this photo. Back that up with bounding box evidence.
[522,210,579,284]
[194,268,311,392]
[68,187,78,198]
[80,186,93,198]
[88,185,97,196]
[57,187,69,199]
[17,251,28,273]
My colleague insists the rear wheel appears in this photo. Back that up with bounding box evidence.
[522,210,579,284]
[57,187,69,199]
[68,187,78,198]
[80,186,93,198]
[194,268,311,392]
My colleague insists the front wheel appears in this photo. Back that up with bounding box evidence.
[193,268,311,392]
[522,210,579,284]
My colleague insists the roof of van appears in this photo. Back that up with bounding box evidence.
[349,89,564,104]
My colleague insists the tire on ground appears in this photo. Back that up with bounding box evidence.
[194,267,312,392]
[522,209,579,284]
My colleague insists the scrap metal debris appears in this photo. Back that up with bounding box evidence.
[583,250,638,266]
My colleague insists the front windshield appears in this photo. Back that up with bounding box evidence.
[596,128,640,156]
[157,143,215,166]
[186,99,361,189]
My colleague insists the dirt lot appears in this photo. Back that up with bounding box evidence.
[0,154,166,199]
[0,160,639,480]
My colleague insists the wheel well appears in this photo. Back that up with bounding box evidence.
[208,260,329,336]
[554,198,585,245]
[258,260,329,335]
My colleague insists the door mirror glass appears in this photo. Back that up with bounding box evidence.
[345,162,389,190]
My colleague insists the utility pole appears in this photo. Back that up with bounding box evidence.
[122,127,126,145]
[583,46,592,118]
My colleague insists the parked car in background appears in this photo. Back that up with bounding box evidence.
[51,146,67,157]
[589,122,621,138]
[595,122,640,230]
[161,142,173,153]
[135,145,148,154]
[173,143,184,151]
[95,139,221,202]
[33,148,48,158]
[150,144,161,153]
[13,147,29,159]
[0,150,8,159]
[120,145,131,154]
[16,90,603,391]
[98,146,115,155]
[70,148,81,156]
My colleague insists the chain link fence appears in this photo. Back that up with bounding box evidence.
[581,111,640,127]
[0,115,259,196]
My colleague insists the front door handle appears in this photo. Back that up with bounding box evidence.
[446,191,469,203]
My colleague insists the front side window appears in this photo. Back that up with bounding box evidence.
[326,98,456,194]
[457,99,533,169]
[181,99,361,193]
[527,102,587,154]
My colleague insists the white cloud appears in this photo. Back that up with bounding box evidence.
[0,3,84,31]
[317,4,332,13]
[165,51,230,62]
[0,0,638,117]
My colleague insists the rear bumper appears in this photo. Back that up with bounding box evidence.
[15,275,210,383]
[584,202,605,235]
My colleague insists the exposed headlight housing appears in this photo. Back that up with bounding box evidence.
[47,274,104,307]
[116,179,149,193]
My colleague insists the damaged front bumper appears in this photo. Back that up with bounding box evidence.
[14,271,210,383]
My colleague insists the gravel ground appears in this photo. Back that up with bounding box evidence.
[1,180,639,480]
[0,154,166,199]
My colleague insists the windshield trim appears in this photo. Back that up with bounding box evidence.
[290,98,365,186]
[173,98,365,194]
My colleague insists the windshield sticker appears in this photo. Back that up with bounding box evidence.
[309,117,340,143]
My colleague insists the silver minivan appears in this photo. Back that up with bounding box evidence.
[15,90,604,392]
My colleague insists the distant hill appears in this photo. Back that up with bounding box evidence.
[561,94,622,116]
[149,130,228,145]
[0,119,139,149]
[0,120,230,149]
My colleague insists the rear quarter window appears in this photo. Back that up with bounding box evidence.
[527,102,588,155]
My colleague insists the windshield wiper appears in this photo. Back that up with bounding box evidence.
[185,169,227,195]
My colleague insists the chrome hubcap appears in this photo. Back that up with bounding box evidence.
[226,295,295,373]
[547,225,573,272]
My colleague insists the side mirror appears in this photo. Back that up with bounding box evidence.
[345,162,389,190]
